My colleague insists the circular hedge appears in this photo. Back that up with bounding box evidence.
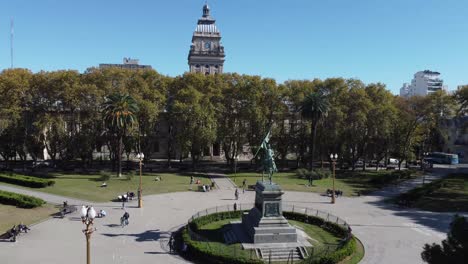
[179,209,359,264]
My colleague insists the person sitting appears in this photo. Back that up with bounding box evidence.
[18,223,30,233]
[101,182,107,187]
[63,201,68,208]
[202,185,207,192]
[98,209,107,218]
[195,179,201,184]
[129,192,135,200]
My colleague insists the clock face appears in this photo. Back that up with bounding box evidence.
[204,41,211,50]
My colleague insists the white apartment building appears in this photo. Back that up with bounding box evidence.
[400,70,447,97]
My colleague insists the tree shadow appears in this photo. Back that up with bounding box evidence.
[100,229,171,242]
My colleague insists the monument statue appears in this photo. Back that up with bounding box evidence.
[254,129,278,184]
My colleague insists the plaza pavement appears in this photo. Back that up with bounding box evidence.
[0,164,467,264]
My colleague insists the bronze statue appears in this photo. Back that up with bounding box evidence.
[254,129,278,184]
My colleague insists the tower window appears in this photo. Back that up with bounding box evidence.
[196,64,200,68]
[205,65,209,68]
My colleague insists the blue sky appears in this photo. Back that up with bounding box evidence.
[1,0,467,94]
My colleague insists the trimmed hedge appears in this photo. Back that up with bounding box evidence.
[184,210,356,264]
[310,238,357,264]
[0,190,46,208]
[0,173,55,188]
[369,169,416,185]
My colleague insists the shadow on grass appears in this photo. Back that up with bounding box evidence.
[101,229,171,242]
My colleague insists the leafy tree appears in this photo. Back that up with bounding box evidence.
[454,85,468,116]
[421,215,468,264]
[102,93,139,177]
[172,73,218,168]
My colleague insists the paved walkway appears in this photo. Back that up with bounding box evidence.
[0,164,466,264]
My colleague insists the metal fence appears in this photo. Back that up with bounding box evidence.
[188,203,349,231]
[186,203,351,263]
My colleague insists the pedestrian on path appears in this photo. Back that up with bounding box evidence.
[168,233,174,253]
[235,188,239,200]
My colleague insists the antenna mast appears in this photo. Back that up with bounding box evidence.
[10,18,14,69]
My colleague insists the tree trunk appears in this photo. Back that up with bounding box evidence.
[118,136,122,177]
[309,122,318,171]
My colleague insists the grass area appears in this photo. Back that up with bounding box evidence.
[0,203,57,232]
[196,218,344,262]
[229,170,420,196]
[339,237,365,264]
[396,173,468,212]
[289,220,341,246]
[0,172,212,202]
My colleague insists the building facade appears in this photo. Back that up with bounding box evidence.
[98,57,152,70]
[188,4,225,75]
[400,70,447,97]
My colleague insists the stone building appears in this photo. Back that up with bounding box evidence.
[188,4,225,75]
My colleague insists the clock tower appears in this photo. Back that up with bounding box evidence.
[188,4,225,74]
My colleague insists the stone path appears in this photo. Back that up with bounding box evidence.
[0,164,466,264]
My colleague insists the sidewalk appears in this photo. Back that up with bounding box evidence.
[206,173,237,190]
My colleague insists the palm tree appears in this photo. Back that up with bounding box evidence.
[102,93,139,177]
[300,91,330,170]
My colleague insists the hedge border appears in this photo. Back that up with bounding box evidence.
[0,190,46,208]
[182,210,356,264]
[0,173,55,188]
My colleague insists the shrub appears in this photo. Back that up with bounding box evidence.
[295,169,331,181]
[190,210,244,232]
[98,171,111,181]
[0,173,55,188]
[125,171,135,181]
[0,190,45,208]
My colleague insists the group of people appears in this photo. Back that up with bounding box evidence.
[326,189,344,197]
[7,224,30,242]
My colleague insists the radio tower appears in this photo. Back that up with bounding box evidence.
[10,18,14,69]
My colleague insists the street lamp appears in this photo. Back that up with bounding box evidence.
[81,206,96,264]
[330,153,338,204]
[136,153,144,208]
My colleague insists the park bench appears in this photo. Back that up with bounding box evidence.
[60,205,77,218]
[247,184,256,191]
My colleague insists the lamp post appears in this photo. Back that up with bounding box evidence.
[136,153,144,208]
[330,153,338,204]
[81,206,96,264]
[422,152,428,185]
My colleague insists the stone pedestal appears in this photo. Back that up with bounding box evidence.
[242,181,297,244]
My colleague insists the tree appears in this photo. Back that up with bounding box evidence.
[421,215,468,264]
[102,93,139,177]
[454,85,468,116]
[172,73,218,168]
[300,89,330,170]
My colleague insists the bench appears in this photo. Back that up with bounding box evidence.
[247,185,256,191]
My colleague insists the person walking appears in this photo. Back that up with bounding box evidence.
[235,188,239,200]
[190,176,194,190]
[168,233,174,253]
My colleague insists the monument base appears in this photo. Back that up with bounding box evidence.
[241,181,297,244]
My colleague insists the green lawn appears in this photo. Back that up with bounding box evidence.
[0,172,212,202]
[289,220,341,246]
[0,203,57,232]
[397,173,468,212]
[229,170,419,197]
